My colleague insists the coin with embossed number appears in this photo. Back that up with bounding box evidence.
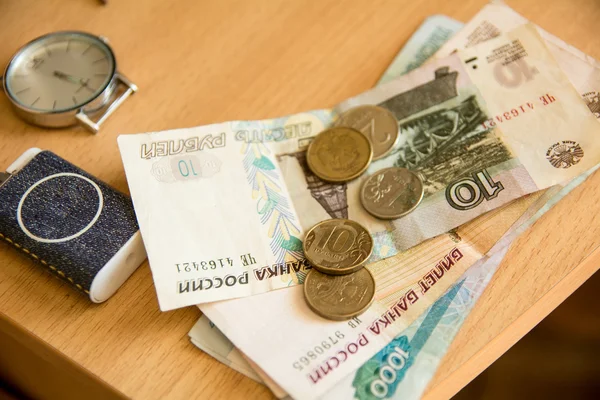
[303,219,373,275]
[334,105,399,160]
[360,167,424,220]
[306,127,373,182]
[303,268,376,321]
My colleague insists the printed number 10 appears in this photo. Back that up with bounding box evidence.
[494,58,539,88]
[178,159,198,178]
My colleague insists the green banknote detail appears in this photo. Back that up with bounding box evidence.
[236,112,333,268]
[252,156,276,170]
[351,280,464,399]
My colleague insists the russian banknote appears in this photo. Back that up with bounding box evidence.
[188,316,263,383]
[378,15,462,84]
[188,14,465,391]
[191,7,600,399]
[321,5,600,399]
[324,246,509,400]
[325,7,600,399]
[119,23,600,310]
[433,1,600,111]
[198,25,600,400]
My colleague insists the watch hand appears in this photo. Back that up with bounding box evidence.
[53,70,83,85]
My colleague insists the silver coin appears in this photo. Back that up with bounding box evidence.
[360,167,424,219]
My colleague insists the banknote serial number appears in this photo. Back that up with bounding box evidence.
[292,331,345,372]
[175,259,233,273]
[175,253,257,273]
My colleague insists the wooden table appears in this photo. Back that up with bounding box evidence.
[1,0,599,399]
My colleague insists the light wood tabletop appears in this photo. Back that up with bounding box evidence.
[1,0,600,399]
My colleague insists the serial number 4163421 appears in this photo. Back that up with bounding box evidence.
[176,258,234,273]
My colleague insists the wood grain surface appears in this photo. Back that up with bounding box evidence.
[1,0,599,399]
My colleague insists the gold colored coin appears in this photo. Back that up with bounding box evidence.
[303,219,373,275]
[334,105,399,160]
[361,167,424,220]
[306,127,373,183]
[303,268,376,321]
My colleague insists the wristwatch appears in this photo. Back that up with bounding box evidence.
[1,31,137,133]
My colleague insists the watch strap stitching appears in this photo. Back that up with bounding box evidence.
[0,232,90,294]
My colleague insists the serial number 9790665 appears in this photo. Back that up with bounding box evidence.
[292,331,345,371]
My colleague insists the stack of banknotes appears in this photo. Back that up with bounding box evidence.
[117,1,600,399]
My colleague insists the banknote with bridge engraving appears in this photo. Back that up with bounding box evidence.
[118,24,600,310]
[324,14,600,398]
[192,8,600,399]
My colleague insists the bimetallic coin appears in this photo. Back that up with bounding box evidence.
[360,167,424,220]
[303,219,373,275]
[306,127,373,183]
[303,268,376,321]
[334,105,399,160]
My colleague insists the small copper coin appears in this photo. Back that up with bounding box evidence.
[360,167,424,220]
[303,219,373,275]
[306,127,373,183]
[334,105,399,160]
[304,268,376,321]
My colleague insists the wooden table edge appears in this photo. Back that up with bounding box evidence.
[423,243,600,399]
[0,311,127,400]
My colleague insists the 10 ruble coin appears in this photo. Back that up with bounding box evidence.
[303,219,373,275]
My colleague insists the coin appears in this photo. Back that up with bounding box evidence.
[334,105,399,160]
[361,167,424,220]
[303,268,376,321]
[303,219,373,275]
[306,127,373,183]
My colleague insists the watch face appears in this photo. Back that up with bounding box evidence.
[4,31,116,113]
